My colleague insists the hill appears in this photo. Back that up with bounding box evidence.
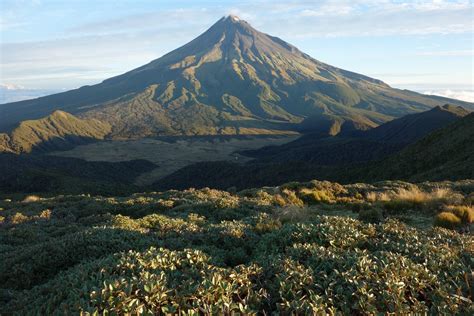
[366,112,474,181]
[0,111,111,154]
[360,104,470,143]
[1,16,472,138]
[153,106,471,190]
[241,104,469,164]
[0,153,156,195]
[1,180,472,314]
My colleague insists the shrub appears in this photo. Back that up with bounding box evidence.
[2,180,473,314]
[274,206,311,223]
[358,208,384,224]
[280,181,302,190]
[350,202,371,213]
[254,214,282,234]
[465,193,474,206]
[9,212,29,224]
[433,212,462,230]
[39,209,52,219]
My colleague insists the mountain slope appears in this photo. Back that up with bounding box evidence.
[1,16,472,137]
[0,153,156,194]
[366,112,474,181]
[153,108,473,190]
[0,111,111,153]
[360,104,470,143]
[242,104,469,164]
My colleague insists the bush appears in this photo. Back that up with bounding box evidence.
[254,214,282,234]
[274,206,311,223]
[433,212,462,230]
[358,208,384,224]
[2,180,473,314]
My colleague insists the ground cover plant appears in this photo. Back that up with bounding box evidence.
[0,180,473,314]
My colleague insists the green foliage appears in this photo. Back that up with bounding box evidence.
[254,213,282,234]
[1,180,473,314]
[358,208,384,224]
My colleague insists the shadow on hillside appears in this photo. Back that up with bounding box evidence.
[28,135,106,154]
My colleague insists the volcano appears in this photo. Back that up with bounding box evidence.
[1,15,472,137]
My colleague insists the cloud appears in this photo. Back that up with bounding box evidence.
[423,89,474,103]
[415,50,474,57]
[1,0,472,89]
[69,8,214,35]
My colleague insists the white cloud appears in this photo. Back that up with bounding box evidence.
[1,0,472,90]
[415,50,474,57]
[423,89,474,103]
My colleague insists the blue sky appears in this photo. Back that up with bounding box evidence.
[1,0,473,101]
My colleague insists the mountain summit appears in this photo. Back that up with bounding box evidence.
[1,16,472,137]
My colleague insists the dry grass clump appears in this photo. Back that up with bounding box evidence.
[298,188,334,204]
[434,212,462,230]
[442,205,474,225]
[22,195,41,203]
[273,189,304,207]
[368,187,457,203]
[449,206,474,223]
[368,187,463,213]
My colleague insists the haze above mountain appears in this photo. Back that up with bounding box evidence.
[1,15,472,137]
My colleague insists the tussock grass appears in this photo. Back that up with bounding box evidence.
[368,187,462,213]
[434,212,462,229]
[22,195,41,203]
[443,205,474,225]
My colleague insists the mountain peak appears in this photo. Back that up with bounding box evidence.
[1,16,472,137]
[225,14,242,22]
[214,14,254,33]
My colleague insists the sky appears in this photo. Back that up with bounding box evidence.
[0,0,473,102]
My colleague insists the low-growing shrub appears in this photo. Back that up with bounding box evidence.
[254,214,282,234]
[9,212,29,224]
[358,208,384,223]
[1,180,473,314]
[350,202,371,213]
[274,206,311,224]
